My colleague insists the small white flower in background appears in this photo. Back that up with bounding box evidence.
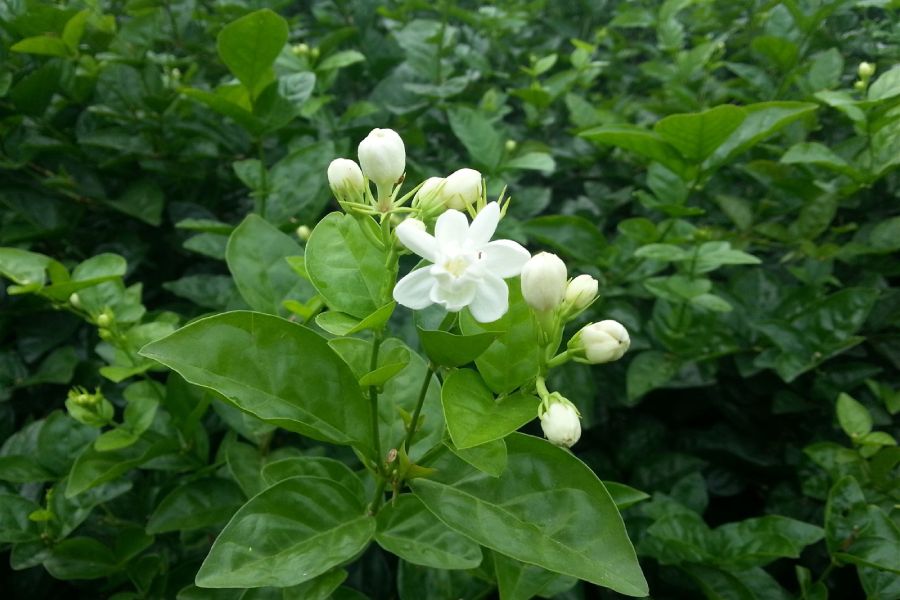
[521,252,568,312]
[563,274,599,313]
[327,158,366,205]
[439,168,482,210]
[539,394,581,448]
[393,202,530,323]
[568,319,630,364]
[358,128,406,200]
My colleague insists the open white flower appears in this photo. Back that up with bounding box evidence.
[393,202,530,323]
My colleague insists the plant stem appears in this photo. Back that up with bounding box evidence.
[255,137,268,217]
[368,475,388,515]
[369,331,384,472]
[403,364,435,452]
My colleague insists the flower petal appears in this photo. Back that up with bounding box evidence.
[396,218,438,262]
[467,273,509,323]
[479,240,530,278]
[434,209,469,247]
[430,277,477,312]
[393,268,436,310]
[467,202,500,247]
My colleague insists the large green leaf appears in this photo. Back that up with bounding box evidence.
[226,215,314,317]
[217,9,289,100]
[195,476,375,588]
[375,495,482,570]
[140,311,373,452]
[411,433,648,596]
[147,478,245,533]
[580,125,686,174]
[826,476,900,574]
[261,456,365,501]
[441,369,538,449]
[306,213,395,319]
[459,281,541,394]
[706,101,817,168]
[654,105,746,162]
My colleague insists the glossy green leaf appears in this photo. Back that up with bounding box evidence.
[140,311,372,452]
[147,478,245,533]
[826,476,900,573]
[66,432,177,498]
[459,282,541,394]
[306,213,395,319]
[226,215,314,317]
[707,101,817,168]
[375,495,482,570]
[0,494,41,543]
[11,36,71,57]
[261,457,365,500]
[416,326,498,367]
[217,9,289,100]
[441,369,538,449]
[604,481,651,510]
[626,350,680,403]
[836,393,873,439]
[43,537,118,580]
[411,434,648,596]
[580,125,685,174]
[195,476,375,588]
[447,106,504,170]
[655,105,746,162]
[445,438,507,477]
[493,551,577,600]
[523,215,606,262]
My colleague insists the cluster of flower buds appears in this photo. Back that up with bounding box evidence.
[66,386,114,427]
[855,61,876,91]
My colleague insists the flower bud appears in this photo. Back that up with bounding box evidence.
[66,387,114,427]
[327,158,366,206]
[96,309,113,328]
[539,395,581,448]
[69,292,81,308]
[296,225,311,241]
[568,320,630,364]
[858,61,876,79]
[412,176,446,218]
[563,274,598,313]
[521,252,567,312]
[505,139,517,152]
[439,168,482,210]
[358,128,405,199]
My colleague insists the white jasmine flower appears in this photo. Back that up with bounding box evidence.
[393,202,530,323]
[327,158,365,204]
[563,274,599,313]
[439,168,482,210]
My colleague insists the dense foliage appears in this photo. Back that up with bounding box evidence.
[1,1,898,599]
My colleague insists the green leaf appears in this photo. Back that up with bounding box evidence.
[375,495,482,570]
[781,142,857,177]
[66,432,177,498]
[61,9,89,54]
[195,476,375,588]
[416,326,498,368]
[0,247,50,288]
[626,351,680,404]
[43,537,118,580]
[0,455,55,483]
[447,107,504,171]
[654,105,746,162]
[411,434,647,596]
[0,494,41,543]
[826,476,900,574]
[318,50,365,71]
[503,152,556,173]
[459,281,541,394]
[105,179,165,226]
[445,438,507,477]
[603,482,651,510]
[867,65,900,102]
[441,369,538,449]
[493,551,577,600]
[317,302,396,337]
[182,88,265,134]
[261,457,365,501]
[140,311,372,452]
[635,243,687,261]
[306,213,395,319]
[580,125,685,174]
[710,516,824,569]
[836,393,873,439]
[523,215,606,262]
[707,101,818,168]
[693,241,761,273]
[40,253,128,301]
[147,478,245,533]
[11,36,71,57]
[226,215,314,317]
[217,9,289,100]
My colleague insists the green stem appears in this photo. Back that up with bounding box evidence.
[403,364,435,452]
[256,137,268,217]
[546,350,571,369]
[368,331,384,471]
[368,476,388,515]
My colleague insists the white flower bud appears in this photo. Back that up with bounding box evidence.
[521,252,567,312]
[564,274,599,312]
[540,398,581,448]
[439,168,482,210]
[327,158,366,205]
[412,176,446,217]
[569,320,630,364]
[858,61,876,79]
[296,225,311,241]
[357,128,405,198]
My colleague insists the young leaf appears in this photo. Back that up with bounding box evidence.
[217,9,289,100]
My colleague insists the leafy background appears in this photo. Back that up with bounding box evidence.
[1,0,898,599]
